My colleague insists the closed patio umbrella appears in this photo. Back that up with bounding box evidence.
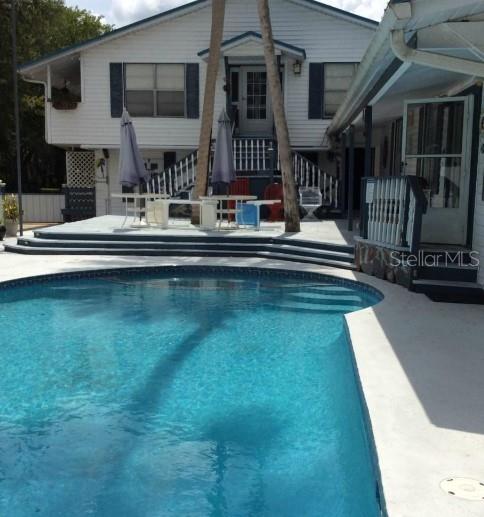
[211,109,236,195]
[119,109,148,188]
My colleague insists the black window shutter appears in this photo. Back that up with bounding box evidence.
[110,63,124,118]
[308,63,324,119]
[185,63,200,119]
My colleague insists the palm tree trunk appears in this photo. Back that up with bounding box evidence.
[257,0,300,233]
[191,0,226,224]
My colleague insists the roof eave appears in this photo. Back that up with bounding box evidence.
[198,31,306,60]
[18,0,209,74]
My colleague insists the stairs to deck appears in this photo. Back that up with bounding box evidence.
[5,231,356,270]
[411,248,483,303]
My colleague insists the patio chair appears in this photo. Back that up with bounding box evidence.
[264,183,284,221]
[299,187,322,221]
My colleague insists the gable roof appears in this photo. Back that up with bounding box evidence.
[198,31,306,59]
[19,0,378,74]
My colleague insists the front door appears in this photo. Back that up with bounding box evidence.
[239,67,273,136]
[402,97,473,245]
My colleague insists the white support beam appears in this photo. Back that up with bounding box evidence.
[391,29,484,77]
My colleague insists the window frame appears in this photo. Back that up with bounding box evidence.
[322,62,358,120]
[124,63,187,118]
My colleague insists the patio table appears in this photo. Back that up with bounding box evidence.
[111,193,170,227]
[147,198,219,230]
[200,195,257,229]
[244,199,282,230]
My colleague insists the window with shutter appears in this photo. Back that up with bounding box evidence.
[124,63,186,117]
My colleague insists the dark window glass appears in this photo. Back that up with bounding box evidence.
[125,91,154,117]
[156,91,185,117]
[231,71,239,102]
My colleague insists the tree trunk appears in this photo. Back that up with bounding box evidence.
[257,0,300,233]
[191,0,226,224]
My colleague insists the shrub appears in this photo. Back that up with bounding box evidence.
[3,195,19,222]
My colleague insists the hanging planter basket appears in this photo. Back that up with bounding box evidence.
[52,99,78,110]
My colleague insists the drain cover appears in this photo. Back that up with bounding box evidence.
[440,478,484,501]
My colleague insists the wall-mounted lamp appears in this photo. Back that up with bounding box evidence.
[293,60,302,75]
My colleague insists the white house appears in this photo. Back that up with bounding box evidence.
[327,0,484,299]
[19,0,377,216]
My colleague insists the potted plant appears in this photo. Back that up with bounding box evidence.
[52,84,79,110]
[3,195,19,237]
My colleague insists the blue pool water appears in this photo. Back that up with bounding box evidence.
[0,270,382,517]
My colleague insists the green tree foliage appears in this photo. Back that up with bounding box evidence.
[0,0,112,192]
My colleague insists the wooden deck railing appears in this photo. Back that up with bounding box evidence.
[360,176,427,253]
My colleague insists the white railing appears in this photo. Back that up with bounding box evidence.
[148,139,339,209]
[232,138,274,172]
[363,176,427,252]
[292,151,339,208]
[148,149,199,196]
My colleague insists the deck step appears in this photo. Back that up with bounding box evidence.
[4,243,356,270]
[412,279,484,304]
[16,237,354,263]
[416,264,478,282]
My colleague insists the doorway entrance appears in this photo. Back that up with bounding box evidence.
[402,97,473,245]
[238,66,273,136]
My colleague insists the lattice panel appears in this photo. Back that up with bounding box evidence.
[66,151,95,188]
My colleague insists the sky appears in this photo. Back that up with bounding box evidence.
[65,0,388,28]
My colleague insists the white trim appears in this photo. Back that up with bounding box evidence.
[369,61,411,106]
[287,0,379,30]
[391,29,484,78]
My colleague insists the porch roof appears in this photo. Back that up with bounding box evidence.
[326,0,484,136]
[197,31,306,61]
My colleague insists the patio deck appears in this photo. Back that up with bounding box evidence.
[26,215,356,245]
[4,216,358,269]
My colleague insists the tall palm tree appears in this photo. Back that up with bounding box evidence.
[257,0,300,232]
[192,0,226,224]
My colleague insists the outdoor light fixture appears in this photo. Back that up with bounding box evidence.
[293,61,302,75]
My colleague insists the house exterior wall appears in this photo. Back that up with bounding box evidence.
[45,0,375,150]
[473,87,484,286]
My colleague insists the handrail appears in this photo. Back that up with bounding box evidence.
[292,150,339,209]
[361,175,427,252]
[147,138,339,209]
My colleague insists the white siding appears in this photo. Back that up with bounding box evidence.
[46,0,374,149]
[473,88,484,285]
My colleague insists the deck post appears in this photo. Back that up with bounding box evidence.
[11,0,24,236]
[347,125,355,232]
[340,132,347,213]
[364,105,373,178]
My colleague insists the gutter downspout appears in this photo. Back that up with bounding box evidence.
[390,29,484,77]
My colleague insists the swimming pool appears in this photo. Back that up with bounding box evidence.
[0,267,382,516]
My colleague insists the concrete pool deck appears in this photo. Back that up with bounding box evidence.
[0,245,483,516]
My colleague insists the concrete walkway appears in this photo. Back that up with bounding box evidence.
[0,247,483,516]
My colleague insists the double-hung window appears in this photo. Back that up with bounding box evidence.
[308,62,358,119]
[125,63,185,117]
[323,63,358,117]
